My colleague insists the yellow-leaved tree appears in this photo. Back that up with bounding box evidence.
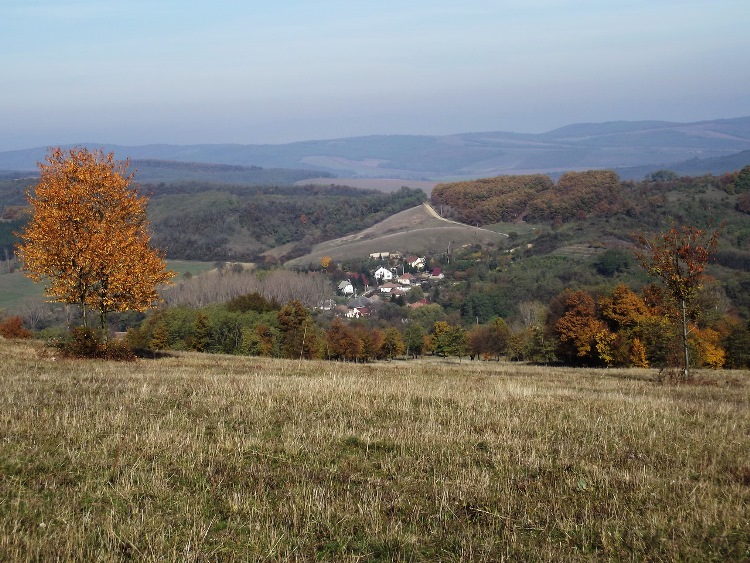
[16,147,174,337]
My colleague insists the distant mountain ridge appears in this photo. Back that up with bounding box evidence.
[1,116,749,180]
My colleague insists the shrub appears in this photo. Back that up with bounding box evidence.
[57,327,135,361]
[0,316,33,339]
[58,327,105,359]
[104,339,136,362]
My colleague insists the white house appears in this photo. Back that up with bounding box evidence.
[374,266,393,281]
[407,256,426,270]
[337,280,354,295]
[345,307,369,319]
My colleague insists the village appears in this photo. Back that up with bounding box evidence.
[331,252,446,319]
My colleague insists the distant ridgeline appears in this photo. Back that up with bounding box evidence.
[129,159,334,186]
[431,167,750,227]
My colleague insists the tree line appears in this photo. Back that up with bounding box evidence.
[431,167,750,228]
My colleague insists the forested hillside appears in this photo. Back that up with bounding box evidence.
[146,184,426,261]
[129,160,333,185]
[432,167,750,232]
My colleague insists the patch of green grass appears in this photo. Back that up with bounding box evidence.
[0,271,43,309]
[0,340,748,560]
[165,260,218,278]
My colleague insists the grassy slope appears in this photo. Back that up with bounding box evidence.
[285,204,508,266]
[0,340,748,560]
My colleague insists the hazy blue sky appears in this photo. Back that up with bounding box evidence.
[2,0,749,150]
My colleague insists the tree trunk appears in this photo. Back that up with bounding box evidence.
[681,299,690,379]
[100,309,109,344]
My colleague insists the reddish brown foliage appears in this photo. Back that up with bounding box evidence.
[0,316,32,339]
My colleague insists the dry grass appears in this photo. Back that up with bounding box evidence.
[286,204,506,266]
[0,339,748,561]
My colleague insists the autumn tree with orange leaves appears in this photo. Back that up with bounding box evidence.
[17,147,174,337]
[635,225,720,379]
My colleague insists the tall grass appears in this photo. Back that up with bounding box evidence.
[0,340,748,561]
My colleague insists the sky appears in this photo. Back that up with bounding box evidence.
[2,0,749,151]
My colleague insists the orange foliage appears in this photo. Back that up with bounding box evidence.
[555,290,610,364]
[17,148,174,330]
[629,338,649,368]
[635,225,720,378]
[431,174,553,224]
[635,225,720,304]
[599,284,650,329]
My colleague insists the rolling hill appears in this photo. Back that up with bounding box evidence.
[2,117,749,181]
[283,203,508,267]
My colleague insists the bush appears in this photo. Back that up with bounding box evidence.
[58,327,105,359]
[57,327,135,361]
[0,316,33,339]
[593,249,633,276]
[104,339,136,362]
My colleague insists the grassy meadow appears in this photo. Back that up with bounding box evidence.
[0,339,748,561]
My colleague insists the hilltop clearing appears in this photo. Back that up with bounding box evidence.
[283,203,507,267]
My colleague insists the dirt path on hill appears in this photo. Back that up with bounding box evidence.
[422,203,508,236]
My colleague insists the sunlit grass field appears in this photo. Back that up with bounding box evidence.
[0,339,748,561]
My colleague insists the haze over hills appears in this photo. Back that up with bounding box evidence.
[2,117,750,181]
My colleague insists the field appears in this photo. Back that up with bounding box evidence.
[0,339,748,561]
[285,204,508,267]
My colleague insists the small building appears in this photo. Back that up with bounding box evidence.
[335,304,350,316]
[346,307,369,319]
[374,266,394,281]
[379,282,402,294]
[348,296,372,309]
[370,252,390,260]
[429,268,444,280]
[407,256,426,270]
[337,280,354,295]
[318,298,335,311]
[396,272,416,286]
